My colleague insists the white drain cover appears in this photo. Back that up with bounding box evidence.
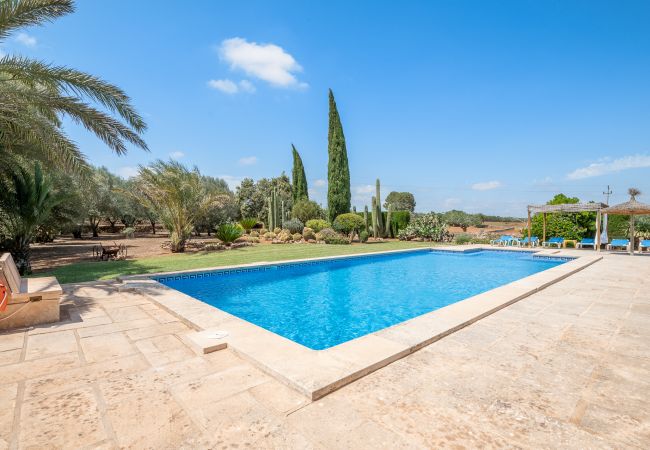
[206,331,229,339]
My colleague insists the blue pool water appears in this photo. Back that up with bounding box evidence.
[159,249,566,350]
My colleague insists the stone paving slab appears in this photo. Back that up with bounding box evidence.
[0,251,647,448]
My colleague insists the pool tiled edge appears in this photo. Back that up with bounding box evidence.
[119,246,602,400]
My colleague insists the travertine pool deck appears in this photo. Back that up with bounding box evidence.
[1,250,648,448]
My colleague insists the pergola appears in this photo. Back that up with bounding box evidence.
[602,190,650,255]
[526,202,609,251]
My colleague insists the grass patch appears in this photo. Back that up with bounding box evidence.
[42,241,434,284]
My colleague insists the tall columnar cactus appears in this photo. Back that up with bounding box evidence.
[364,205,369,233]
[385,203,393,238]
[371,196,378,238]
[268,189,282,230]
[375,179,384,236]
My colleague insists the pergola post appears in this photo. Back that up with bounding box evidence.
[542,213,547,244]
[527,209,532,247]
[630,215,635,255]
[595,210,601,252]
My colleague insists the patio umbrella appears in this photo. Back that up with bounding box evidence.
[602,188,650,255]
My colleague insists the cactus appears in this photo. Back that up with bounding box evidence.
[375,179,384,236]
[352,206,357,213]
[267,189,282,230]
[385,203,393,238]
[363,205,369,233]
[371,196,378,238]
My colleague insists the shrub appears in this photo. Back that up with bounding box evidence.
[454,233,472,245]
[291,199,324,223]
[389,211,411,236]
[282,218,304,234]
[333,213,365,234]
[359,230,369,243]
[121,227,135,239]
[249,230,259,238]
[239,218,258,232]
[442,210,482,231]
[273,227,282,234]
[306,219,330,232]
[263,231,276,240]
[215,223,242,245]
[277,230,293,242]
[302,227,316,241]
[398,213,450,242]
[316,227,349,244]
[292,233,303,242]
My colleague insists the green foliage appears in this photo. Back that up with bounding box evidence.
[454,233,472,245]
[442,210,482,231]
[398,213,450,242]
[305,219,330,232]
[282,218,304,234]
[607,215,630,238]
[291,199,323,223]
[327,89,351,221]
[390,211,411,236]
[384,192,416,212]
[215,223,242,245]
[291,144,308,202]
[236,174,292,222]
[333,213,365,236]
[521,194,596,240]
[359,230,369,243]
[238,218,258,232]
[0,0,148,174]
[0,162,61,274]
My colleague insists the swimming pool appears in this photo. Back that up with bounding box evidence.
[158,249,567,350]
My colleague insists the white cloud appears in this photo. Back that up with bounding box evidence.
[313,179,326,187]
[208,79,239,94]
[219,175,245,190]
[207,78,256,94]
[238,156,258,166]
[169,151,185,159]
[218,37,307,89]
[471,180,502,191]
[117,166,139,179]
[566,154,650,180]
[15,32,36,47]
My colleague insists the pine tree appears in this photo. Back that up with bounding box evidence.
[291,144,309,202]
[327,89,351,222]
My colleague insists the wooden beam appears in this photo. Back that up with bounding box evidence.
[595,210,601,252]
[542,213,547,243]
[527,209,532,247]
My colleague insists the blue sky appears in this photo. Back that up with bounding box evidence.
[3,0,650,215]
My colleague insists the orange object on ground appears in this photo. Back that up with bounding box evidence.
[0,282,7,312]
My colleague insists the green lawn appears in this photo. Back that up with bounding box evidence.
[42,241,435,284]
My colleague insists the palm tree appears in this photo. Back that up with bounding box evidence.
[0,0,148,174]
[0,162,61,274]
[134,160,221,252]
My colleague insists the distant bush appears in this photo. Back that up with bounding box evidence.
[398,213,451,242]
[333,213,365,238]
[359,230,369,243]
[315,227,349,245]
[306,219,330,232]
[121,227,135,239]
[291,199,324,223]
[282,218,304,234]
[215,223,242,245]
[454,233,472,245]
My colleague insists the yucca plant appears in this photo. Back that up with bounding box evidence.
[134,160,216,252]
[0,162,61,274]
[215,223,242,245]
[0,0,148,174]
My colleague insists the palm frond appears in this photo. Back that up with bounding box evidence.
[0,0,73,41]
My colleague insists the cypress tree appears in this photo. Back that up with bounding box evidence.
[327,89,351,222]
[291,144,309,202]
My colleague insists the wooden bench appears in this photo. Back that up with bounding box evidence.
[0,253,62,330]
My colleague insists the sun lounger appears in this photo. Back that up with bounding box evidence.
[606,239,630,251]
[0,253,62,330]
[577,238,596,249]
[542,237,564,248]
[640,239,650,252]
[517,236,539,247]
[490,235,515,246]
